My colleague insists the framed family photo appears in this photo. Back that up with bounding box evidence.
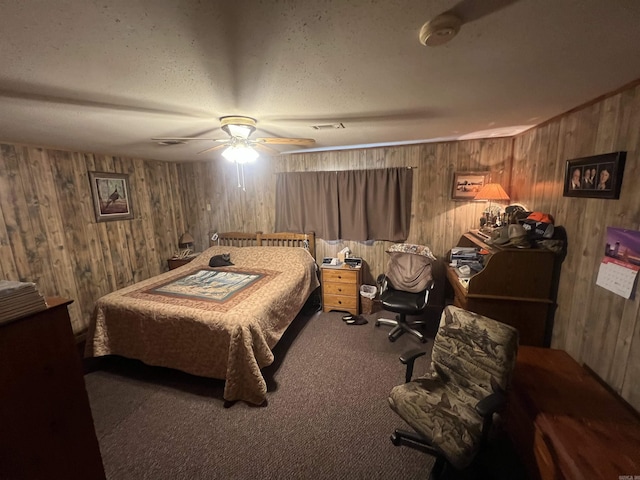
[451,171,490,200]
[563,151,626,199]
[89,171,134,222]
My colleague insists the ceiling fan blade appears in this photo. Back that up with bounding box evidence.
[152,137,226,141]
[255,137,316,146]
[252,143,282,156]
[197,143,228,155]
[0,88,211,119]
[262,109,436,126]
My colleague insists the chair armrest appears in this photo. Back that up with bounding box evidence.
[475,391,507,445]
[475,391,506,417]
[399,349,427,383]
[377,274,389,295]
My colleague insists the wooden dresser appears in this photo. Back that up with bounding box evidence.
[447,231,555,346]
[0,297,106,479]
[321,264,362,315]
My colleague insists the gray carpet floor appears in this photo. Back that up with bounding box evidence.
[84,305,441,479]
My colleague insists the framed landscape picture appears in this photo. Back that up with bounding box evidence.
[563,151,626,199]
[451,171,490,200]
[89,171,134,222]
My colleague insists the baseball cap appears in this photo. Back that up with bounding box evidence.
[526,212,554,224]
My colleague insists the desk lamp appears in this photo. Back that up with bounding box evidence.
[474,183,510,232]
[178,232,195,251]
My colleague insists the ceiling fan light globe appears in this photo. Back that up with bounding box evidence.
[222,145,259,164]
[227,124,254,139]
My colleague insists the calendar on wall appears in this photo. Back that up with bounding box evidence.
[596,227,640,299]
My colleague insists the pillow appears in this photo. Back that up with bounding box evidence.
[386,243,436,261]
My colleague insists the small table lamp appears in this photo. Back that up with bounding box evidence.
[474,183,510,231]
[178,232,195,251]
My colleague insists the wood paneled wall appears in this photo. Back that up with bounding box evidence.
[2,83,637,412]
[0,144,186,333]
[511,84,640,410]
[176,138,513,284]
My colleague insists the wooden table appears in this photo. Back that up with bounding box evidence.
[507,346,640,480]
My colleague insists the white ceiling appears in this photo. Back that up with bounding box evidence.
[1,0,639,162]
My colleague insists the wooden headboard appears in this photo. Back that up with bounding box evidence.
[209,231,316,261]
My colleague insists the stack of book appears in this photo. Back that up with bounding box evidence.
[0,280,48,325]
[450,247,484,277]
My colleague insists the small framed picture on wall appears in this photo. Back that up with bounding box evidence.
[451,171,490,201]
[563,151,626,199]
[88,171,134,222]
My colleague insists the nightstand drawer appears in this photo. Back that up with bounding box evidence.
[322,268,359,283]
[323,294,358,310]
[321,265,362,315]
[323,282,358,296]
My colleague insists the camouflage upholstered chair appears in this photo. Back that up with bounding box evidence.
[388,306,519,479]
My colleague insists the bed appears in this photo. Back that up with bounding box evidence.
[85,232,319,405]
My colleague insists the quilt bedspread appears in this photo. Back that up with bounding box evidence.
[85,245,319,405]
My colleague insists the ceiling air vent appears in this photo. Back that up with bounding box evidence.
[311,122,345,130]
[157,140,187,146]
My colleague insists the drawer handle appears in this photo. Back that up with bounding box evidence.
[338,300,342,304]
[338,275,342,279]
[337,288,342,292]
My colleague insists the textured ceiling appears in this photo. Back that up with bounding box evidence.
[1,0,640,162]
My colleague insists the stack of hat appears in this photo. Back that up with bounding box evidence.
[487,224,531,248]
[521,212,555,240]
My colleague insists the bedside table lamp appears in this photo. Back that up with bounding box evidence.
[178,232,195,251]
[474,183,510,231]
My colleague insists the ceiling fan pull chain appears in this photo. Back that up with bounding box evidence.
[236,162,241,188]
[241,163,246,191]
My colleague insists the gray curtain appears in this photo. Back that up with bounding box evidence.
[275,168,412,241]
[275,171,340,239]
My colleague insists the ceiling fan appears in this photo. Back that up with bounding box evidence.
[152,115,316,161]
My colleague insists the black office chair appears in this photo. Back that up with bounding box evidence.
[374,244,439,343]
[375,276,432,342]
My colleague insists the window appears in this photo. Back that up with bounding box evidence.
[275,168,412,241]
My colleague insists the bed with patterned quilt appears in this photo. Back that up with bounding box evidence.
[85,233,319,405]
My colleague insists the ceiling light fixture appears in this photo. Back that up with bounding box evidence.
[220,116,257,138]
[221,144,259,164]
[419,13,462,47]
[221,145,259,191]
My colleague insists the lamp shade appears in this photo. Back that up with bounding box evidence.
[474,183,510,201]
[179,232,195,248]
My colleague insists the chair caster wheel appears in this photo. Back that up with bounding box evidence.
[390,432,401,446]
[389,335,397,342]
[375,321,380,327]
[421,338,427,343]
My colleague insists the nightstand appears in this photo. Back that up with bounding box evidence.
[321,264,361,315]
[167,255,198,270]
